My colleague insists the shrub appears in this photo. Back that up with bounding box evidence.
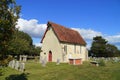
[0,68,3,76]
[0,55,13,67]
[98,60,106,66]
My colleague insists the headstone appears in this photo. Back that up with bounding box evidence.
[40,56,42,63]
[23,55,27,62]
[44,57,47,64]
[41,57,47,67]
[15,61,19,70]
[8,60,12,67]
[11,60,15,68]
[41,59,46,67]
[56,58,60,65]
[19,55,22,61]
[19,62,25,72]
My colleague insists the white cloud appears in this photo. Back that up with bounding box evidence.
[16,18,47,38]
[72,28,102,40]
[72,28,120,49]
[33,43,42,47]
[105,34,120,43]
[16,19,120,49]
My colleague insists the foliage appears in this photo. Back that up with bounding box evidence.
[34,46,41,56]
[0,0,20,60]
[8,30,31,56]
[106,44,119,57]
[98,60,106,66]
[0,69,2,76]
[8,30,41,57]
[90,36,120,57]
[90,36,107,57]
[14,30,33,45]
[0,55,13,67]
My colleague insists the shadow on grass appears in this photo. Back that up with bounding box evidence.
[5,73,28,80]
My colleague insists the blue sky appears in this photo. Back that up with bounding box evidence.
[16,0,120,49]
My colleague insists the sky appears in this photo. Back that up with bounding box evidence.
[16,0,120,49]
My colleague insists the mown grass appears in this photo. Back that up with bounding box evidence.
[0,60,120,80]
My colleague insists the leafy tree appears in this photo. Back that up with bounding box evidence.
[105,44,119,57]
[90,36,108,57]
[28,45,41,56]
[8,30,32,56]
[8,30,41,60]
[34,46,41,56]
[0,0,20,60]
[15,30,33,45]
[90,36,119,57]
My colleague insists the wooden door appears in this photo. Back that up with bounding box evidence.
[48,51,52,62]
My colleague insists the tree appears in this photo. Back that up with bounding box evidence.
[8,30,42,59]
[8,30,32,56]
[34,46,41,56]
[90,36,119,57]
[28,45,41,56]
[0,0,20,60]
[105,44,119,57]
[90,36,108,57]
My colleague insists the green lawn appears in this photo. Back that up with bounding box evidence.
[0,60,120,80]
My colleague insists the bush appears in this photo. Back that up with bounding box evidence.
[0,55,13,67]
[7,55,13,62]
[0,68,3,76]
[98,60,106,66]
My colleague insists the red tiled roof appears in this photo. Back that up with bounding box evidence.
[41,21,86,45]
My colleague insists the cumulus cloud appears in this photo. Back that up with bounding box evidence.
[105,34,120,43]
[72,28,102,40]
[16,19,120,49]
[72,28,120,49]
[33,43,42,47]
[16,18,47,38]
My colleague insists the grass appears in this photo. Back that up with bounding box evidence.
[0,60,120,80]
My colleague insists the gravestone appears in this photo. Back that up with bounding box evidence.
[56,58,60,65]
[19,62,25,72]
[11,60,15,68]
[8,60,12,67]
[41,57,47,67]
[19,55,22,61]
[15,61,19,70]
[23,55,27,62]
[39,56,42,63]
